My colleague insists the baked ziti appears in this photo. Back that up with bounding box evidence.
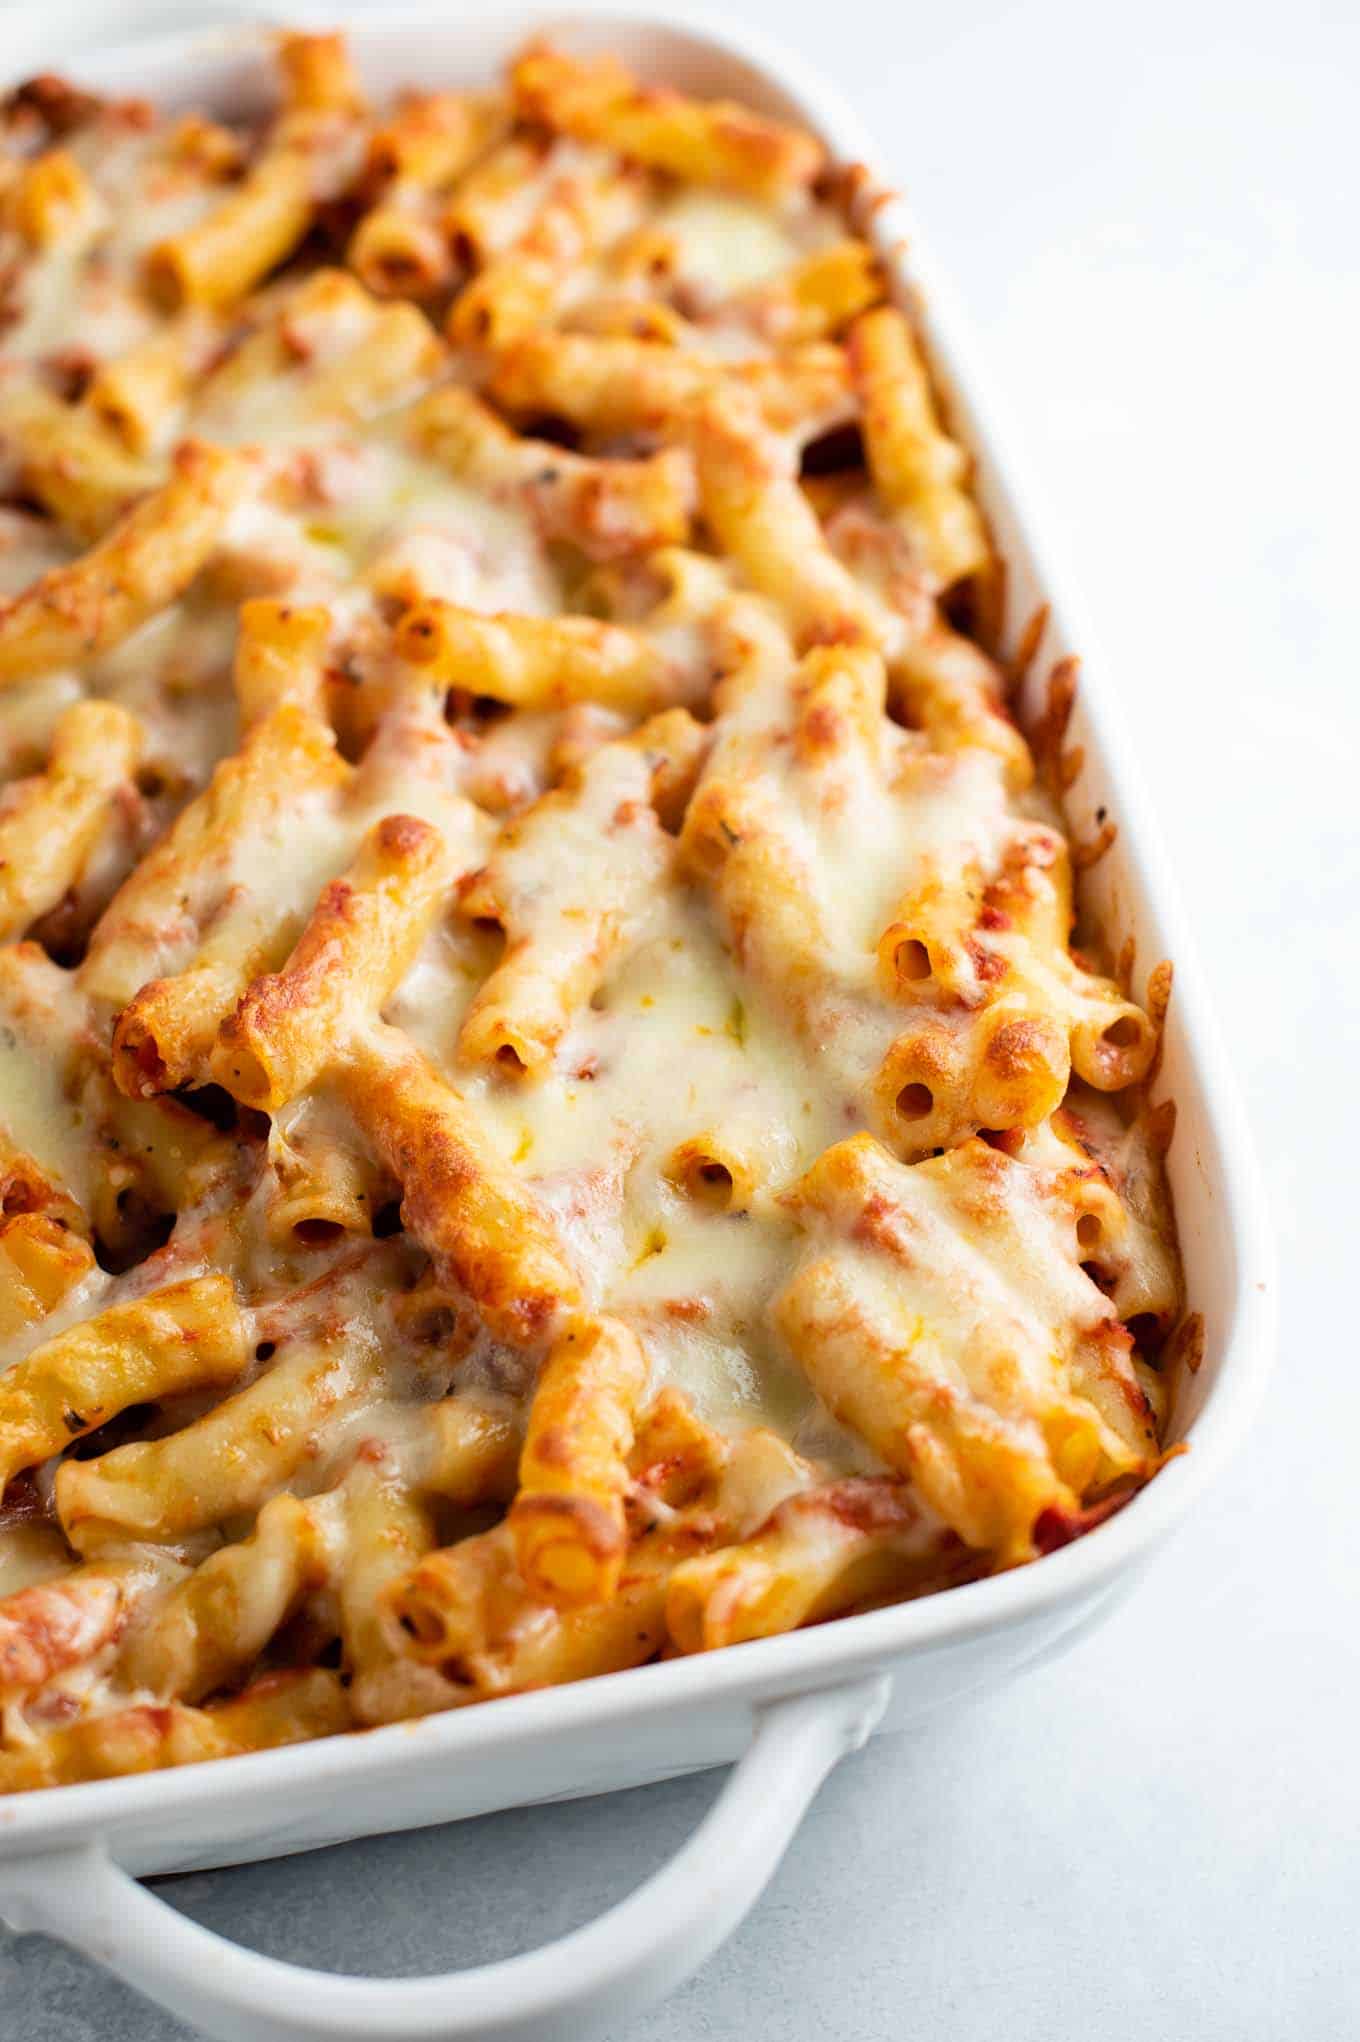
[0,33,1185,1791]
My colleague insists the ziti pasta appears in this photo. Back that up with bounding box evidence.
[0,32,1184,1793]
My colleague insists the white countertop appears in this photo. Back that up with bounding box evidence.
[2,0,1355,2034]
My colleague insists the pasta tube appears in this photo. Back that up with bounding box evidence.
[776,1134,1157,1560]
[440,136,551,267]
[663,1112,798,1215]
[628,1386,730,1508]
[511,45,824,200]
[6,147,101,251]
[666,1477,965,1651]
[337,1027,582,1349]
[418,1392,522,1504]
[276,29,365,115]
[339,1457,439,1724]
[0,1274,249,1497]
[404,385,694,560]
[384,1519,674,1699]
[889,617,1031,789]
[488,331,854,439]
[457,710,703,1078]
[510,1314,649,1605]
[83,317,216,456]
[231,598,332,728]
[867,819,1158,1153]
[212,812,456,1111]
[0,442,248,687]
[99,703,349,1092]
[393,600,676,714]
[448,160,643,349]
[261,1097,397,1250]
[849,305,991,588]
[119,1491,323,1702]
[0,1561,145,1696]
[348,205,456,301]
[0,1213,96,1339]
[0,700,142,941]
[57,1327,370,1553]
[0,1669,350,1793]
[146,150,315,312]
[736,239,883,343]
[0,379,158,539]
[349,91,504,297]
[366,90,502,191]
[691,389,878,647]
[871,999,1071,1156]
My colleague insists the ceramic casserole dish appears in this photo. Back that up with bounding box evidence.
[0,8,1274,2039]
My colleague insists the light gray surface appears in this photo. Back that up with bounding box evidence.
[2,0,1356,2035]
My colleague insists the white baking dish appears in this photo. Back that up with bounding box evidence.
[0,8,1275,2038]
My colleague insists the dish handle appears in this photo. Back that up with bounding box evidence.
[0,1672,889,2042]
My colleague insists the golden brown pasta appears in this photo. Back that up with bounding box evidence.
[0,441,247,687]
[666,1477,967,1651]
[403,384,695,560]
[56,1295,385,1553]
[735,239,884,343]
[146,151,314,314]
[487,329,853,439]
[0,33,1184,1792]
[447,157,644,350]
[117,1491,322,1703]
[212,812,457,1111]
[0,700,142,941]
[0,1275,249,1497]
[393,600,677,714]
[0,1561,144,1697]
[511,45,824,200]
[231,598,333,728]
[100,702,350,1096]
[83,318,217,457]
[385,1518,675,1699]
[776,1135,1159,1560]
[0,1212,96,1338]
[142,32,358,316]
[6,147,100,251]
[336,1027,582,1349]
[457,709,703,1077]
[691,388,879,647]
[511,1313,649,1605]
[349,89,505,298]
[276,29,366,116]
[0,1670,350,1792]
[0,379,159,540]
[848,305,991,589]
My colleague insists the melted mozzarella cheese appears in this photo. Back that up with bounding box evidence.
[0,54,1181,1758]
[0,1522,71,1596]
[386,877,869,1457]
[0,962,96,1207]
[656,190,805,294]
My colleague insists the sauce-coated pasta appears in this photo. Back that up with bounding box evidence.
[0,34,1183,1792]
